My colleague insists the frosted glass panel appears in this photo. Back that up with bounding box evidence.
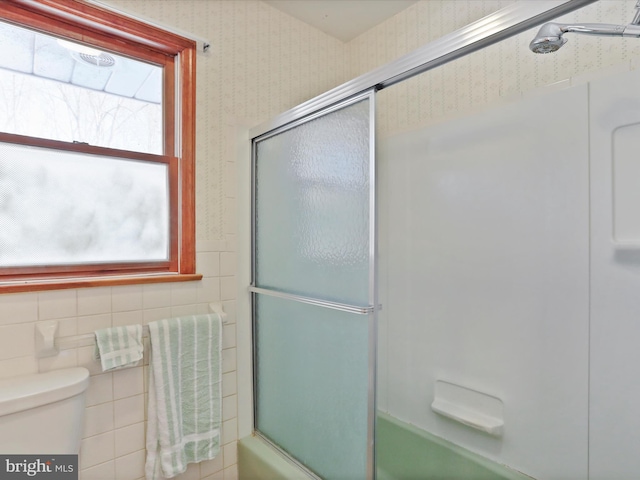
[0,141,169,266]
[255,295,369,480]
[255,99,370,305]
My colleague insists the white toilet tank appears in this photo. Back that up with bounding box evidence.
[0,367,89,454]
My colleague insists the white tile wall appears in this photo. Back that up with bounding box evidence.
[142,284,172,310]
[81,431,116,470]
[0,323,35,360]
[0,293,38,324]
[38,290,77,320]
[38,348,78,374]
[83,402,115,438]
[80,460,115,480]
[0,249,237,480]
[113,367,144,400]
[85,373,113,407]
[200,454,224,478]
[114,450,146,480]
[77,288,112,316]
[114,423,145,458]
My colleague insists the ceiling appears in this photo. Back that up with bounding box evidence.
[264,0,419,42]
[0,20,162,104]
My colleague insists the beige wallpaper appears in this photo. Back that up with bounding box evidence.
[103,0,640,241]
[109,0,351,245]
[348,0,514,76]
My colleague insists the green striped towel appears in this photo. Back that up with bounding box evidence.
[145,314,222,479]
[94,325,144,372]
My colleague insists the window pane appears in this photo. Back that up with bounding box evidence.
[0,21,163,154]
[0,141,169,267]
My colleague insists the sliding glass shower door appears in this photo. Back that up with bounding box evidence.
[251,91,376,479]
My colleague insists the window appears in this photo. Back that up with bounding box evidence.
[0,0,198,292]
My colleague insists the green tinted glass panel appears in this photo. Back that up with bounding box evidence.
[255,294,369,480]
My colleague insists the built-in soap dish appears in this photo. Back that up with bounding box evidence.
[431,380,504,437]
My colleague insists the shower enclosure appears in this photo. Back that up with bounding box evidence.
[241,0,640,478]
[250,92,376,479]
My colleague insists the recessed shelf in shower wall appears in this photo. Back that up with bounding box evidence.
[613,122,640,249]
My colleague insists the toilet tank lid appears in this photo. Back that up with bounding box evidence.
[0,367,90,417]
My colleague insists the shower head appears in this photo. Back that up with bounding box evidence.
[529,22,640,54]
[529,23,568,54]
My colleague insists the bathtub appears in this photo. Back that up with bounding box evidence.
[238,412,531,479]
[376,413,530,480]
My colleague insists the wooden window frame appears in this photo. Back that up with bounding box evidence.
[0,0,201,293]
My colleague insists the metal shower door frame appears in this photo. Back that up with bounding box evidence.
[250,89,378,479]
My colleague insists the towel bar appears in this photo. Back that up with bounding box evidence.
[53,302,229,351]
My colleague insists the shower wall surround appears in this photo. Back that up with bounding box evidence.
[378,82,590,479]
[363,1,640,479]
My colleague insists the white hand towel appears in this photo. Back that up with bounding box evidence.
[94,324,143,372]
[145,314,222,479]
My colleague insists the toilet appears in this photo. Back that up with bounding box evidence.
[0,367,90,454]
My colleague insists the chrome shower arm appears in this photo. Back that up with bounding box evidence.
[559,23,626,36]
[623,24,640,37]
[557,22,640,38]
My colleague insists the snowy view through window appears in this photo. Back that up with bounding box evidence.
[0,21,168,267]
[0,143,169,266]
